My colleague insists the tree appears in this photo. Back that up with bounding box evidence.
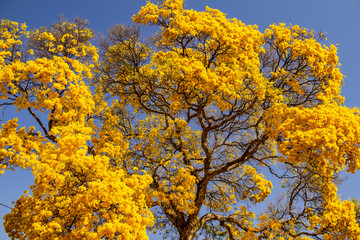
[0,18,153,239]
[98,0,360,239]
[1,0,360,239]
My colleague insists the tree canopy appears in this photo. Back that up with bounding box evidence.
[1,0,360,239]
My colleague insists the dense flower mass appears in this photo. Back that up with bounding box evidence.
[1,0,360,239]
[0,18,153,240]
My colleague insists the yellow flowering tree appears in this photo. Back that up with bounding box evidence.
[0,18,153,239]
[2,0,360,239]
[97,0,360,239]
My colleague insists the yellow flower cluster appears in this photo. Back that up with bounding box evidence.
[133,0,266,112]
[264,23,343,105]
[267,103,360,174]
[307,182,360,239]
[31,20,98,62]
[130,116,200,215]
[0,20,27,75]
[263,97,360,238]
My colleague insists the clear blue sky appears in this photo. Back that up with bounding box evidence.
[0,0,360,239]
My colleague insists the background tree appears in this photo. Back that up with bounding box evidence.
[97,0,360,239]
[0,18,153,239]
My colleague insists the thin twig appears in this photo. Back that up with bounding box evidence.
[0,203,13,210]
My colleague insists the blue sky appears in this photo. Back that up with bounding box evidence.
[0,0,360,239]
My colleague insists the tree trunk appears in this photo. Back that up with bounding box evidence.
[179,230,195,240]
